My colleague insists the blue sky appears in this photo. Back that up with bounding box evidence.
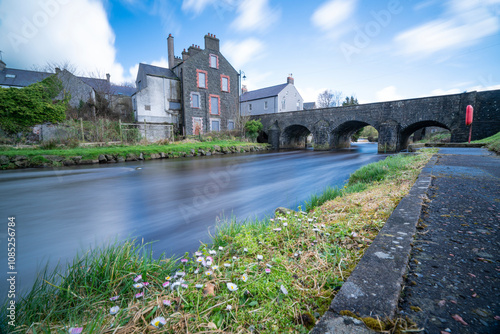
[1,0,499,103]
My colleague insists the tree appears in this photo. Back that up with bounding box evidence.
[342,95,359,106]
[244,119,263,142]
[317,90,343,108]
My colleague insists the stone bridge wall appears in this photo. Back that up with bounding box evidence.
[253,89,500,153]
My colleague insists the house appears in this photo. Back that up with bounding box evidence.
[303,102,316,110]
[132,63,181,125]
[0,59,52,88]
[168,33,239,135]
[240,76,304,116]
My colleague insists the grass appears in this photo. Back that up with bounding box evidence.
[472,131,500,153]
[1,149,436,334]
[415,131,451,144]
[0,140,268,169]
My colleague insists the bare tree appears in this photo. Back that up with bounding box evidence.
[317,89,344,108]
[31,60,79,75]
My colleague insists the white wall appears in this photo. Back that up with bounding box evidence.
[277,84,303,113]
[134,75,180,123]
[240,83,304,116]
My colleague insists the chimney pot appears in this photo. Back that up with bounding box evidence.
[106,73,110,82]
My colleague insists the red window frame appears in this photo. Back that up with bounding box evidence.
[196,69,208,89]
[209,54,219,69]
[209,94,220,115]
[221,75,230,92]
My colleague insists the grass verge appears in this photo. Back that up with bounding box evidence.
[471,131,500,154]
[1,149,436,334]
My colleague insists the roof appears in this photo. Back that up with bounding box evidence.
[78,76,111,92]
[240,83,288,102]
[303,102,316,110]
[112,85,136,96]
[139,63,178,80]
[0,68,52,87]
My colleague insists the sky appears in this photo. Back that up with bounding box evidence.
[1,0,499,104]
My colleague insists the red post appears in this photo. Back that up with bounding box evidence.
[466,105,473,143]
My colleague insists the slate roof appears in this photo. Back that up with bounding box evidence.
[79,76,110,92]
[303,102,316,110]
[0,68,52,87]
[139,63,178,79]
[240,83,288,102]
[112,85,136,96]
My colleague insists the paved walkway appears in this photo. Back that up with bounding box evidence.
[399,148,500,333]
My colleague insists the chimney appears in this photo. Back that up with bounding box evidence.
[167,34,175,69]
[204,33,220,52]
[55,67,61,73]
[242,85,248,94]
[0,59,5,71]
[287,74,294,85]
[182,48,189,61]
[106,73,110,83]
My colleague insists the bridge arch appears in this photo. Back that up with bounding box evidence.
[280,124,312,149]
[331,120,378,149]
[400,120,451,150]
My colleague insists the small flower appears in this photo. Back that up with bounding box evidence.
[150,316,166,328]
[265,268,271,274]
[218,246,224,251]
[243,248,248,252]
[270,218,274,222]
[163,300,171,306]
[133,283,144,289]
[212,265,219,270]
[280,284,288,295]
[133,274,142,282]
[181,258,188,263]
[283,223,288,227]
[194,269,200,274]
[325,232,331,236]
[195,251,202,256]
[227,282,238,291]
[171,281,181,290]
[143,282,150,287]
[226,304,232,311]
[195,284,204,289]
[308,218,313,222]
[135,292,144,299]
[273,228,282,232]
[68,328,83,334]
[312,228,321,232]
[110,306,120,315]
[165,276,171,280]
[162,281,171,288]
[196,256,204,263]
[241,274,248,282]
[205,270,213,277]
[294,253,299,257]
[109,295,120,301]
[175,271,185,278]
[209,250,217,255]
[233,256,238,260]
[266,263,272,268]
[321,224,325,228]
[181,283,188,289]
[257,255,263,261]
[224,263,231,268]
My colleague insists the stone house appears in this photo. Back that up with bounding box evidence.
[132,63,181,124]
[168,33,239,135]
[240,76,304,116]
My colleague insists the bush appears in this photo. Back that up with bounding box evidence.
[244,119,263,142]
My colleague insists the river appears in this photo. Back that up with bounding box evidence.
[0,143,386,294]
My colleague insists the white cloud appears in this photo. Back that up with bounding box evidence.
[0,0,128,83]
[221,38,265,69]
[430,88,462,96]
[375,86,403,102]
[395,0,500,57]
[181,0,216,15]
[297,87,326,104]
[311,0,357,34]
[230,0,280,32]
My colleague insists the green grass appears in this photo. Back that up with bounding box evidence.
[1,150,436,334]
[472,131,500,153]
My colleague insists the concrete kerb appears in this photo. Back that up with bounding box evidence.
[310,155,438,333]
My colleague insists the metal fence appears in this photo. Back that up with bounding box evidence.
[120,120,173,142]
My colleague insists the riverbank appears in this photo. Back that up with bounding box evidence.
[1,149,436,333]
[0,140,270,169]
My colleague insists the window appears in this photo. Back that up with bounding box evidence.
[221,75,230,92]
[249,104,252,111]
[210,54,218,69]
[190,92,200,108]
[193,117,203,135]
[145,105,151,111]
[297,101,300,110]
[281,97,286,110]
[6,74,16,78]
[227,120,235,130]
[197,69,207,88]
[264,101,268,110]
[209,94,220,115]
[210,119,220,132]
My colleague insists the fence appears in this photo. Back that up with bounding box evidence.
[120,120,173,142]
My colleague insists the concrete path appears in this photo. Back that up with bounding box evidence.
[399,148,500,333]
[311,148,499,334]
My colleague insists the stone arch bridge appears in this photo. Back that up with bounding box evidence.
[253,90,500,153]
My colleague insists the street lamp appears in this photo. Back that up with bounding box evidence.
[238,70,247,116]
